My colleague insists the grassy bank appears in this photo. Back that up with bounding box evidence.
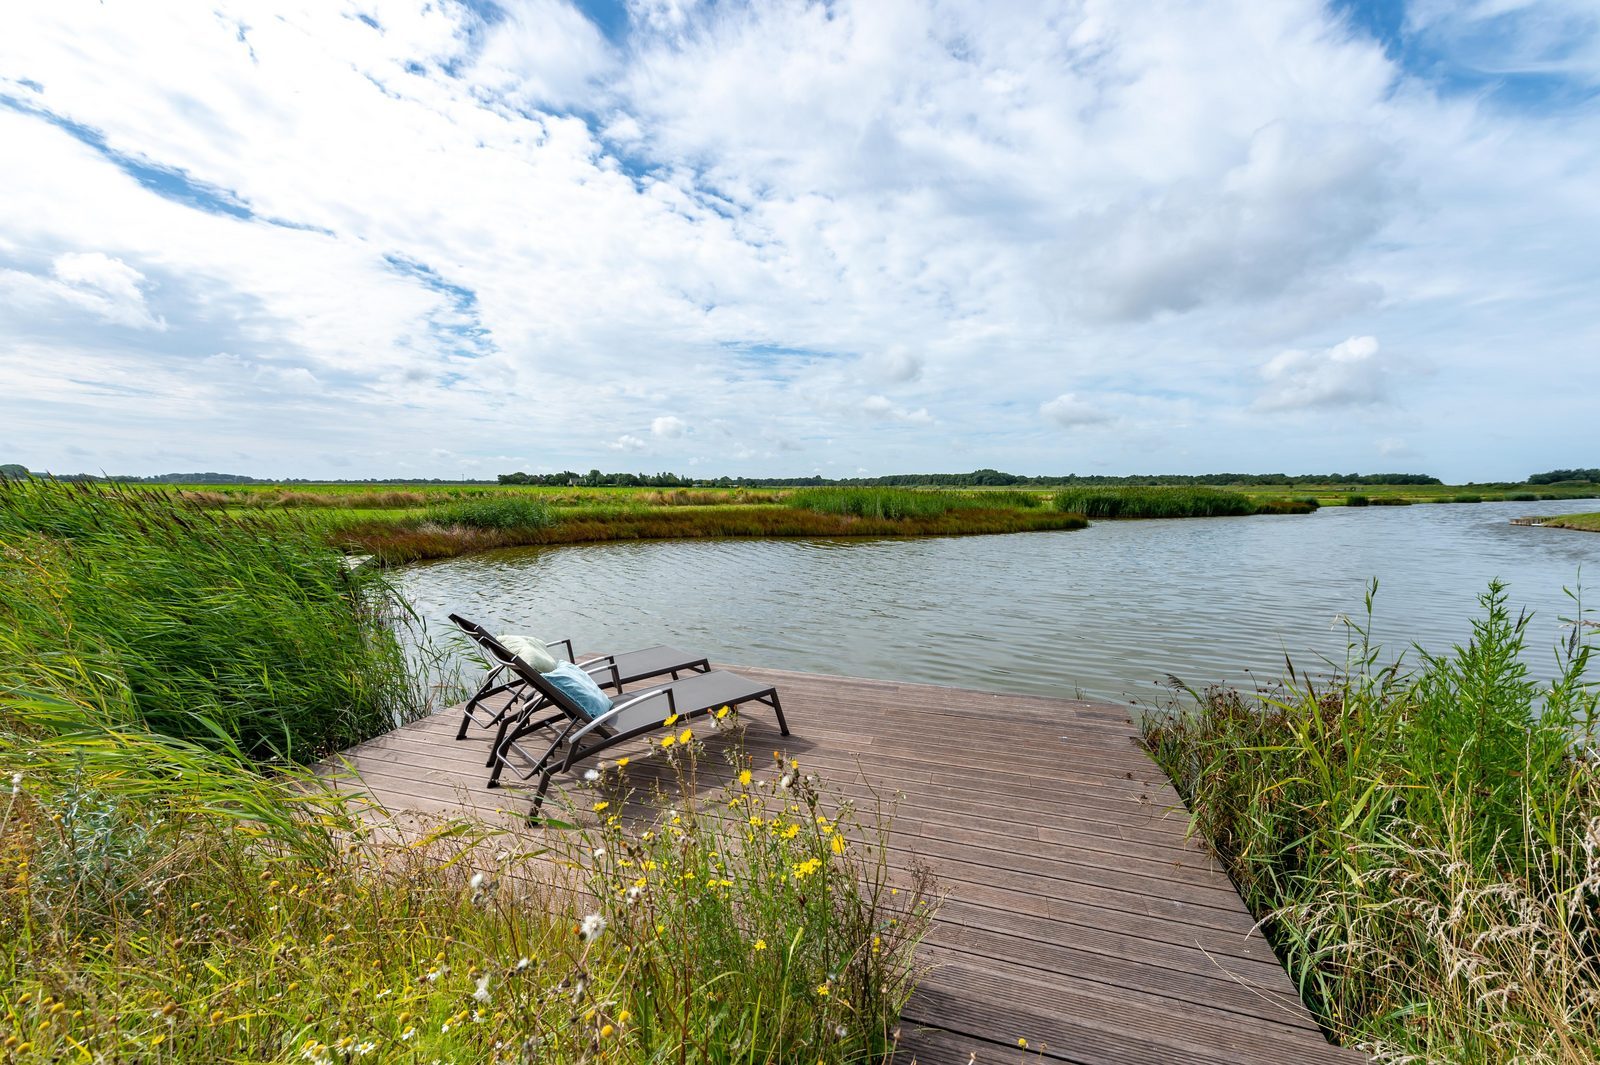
[1141,583,1599,1060]
[0,479,417,761]
[332,492,1083,564]
[0,480,936,1062]
[1050,485,1317,518]
[1536,512,1600,532]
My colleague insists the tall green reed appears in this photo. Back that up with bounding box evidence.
[0,478,421,762]
[1142,580,1600,1060]
[787,487,1038,519]
[1051,485,1259,518]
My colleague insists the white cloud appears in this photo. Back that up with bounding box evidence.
[0,252,164,330]
[1256,335,1394,412]
[1040,393,1113,429]
[0,0,1595,480]
[651,415,687,437]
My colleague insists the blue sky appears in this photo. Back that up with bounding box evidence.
[1,0,1597,481]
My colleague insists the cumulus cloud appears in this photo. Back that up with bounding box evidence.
[0,252,164,330]
[0,0,1596,479]
[861,395,934,425]
[651,415,687,438]
[1256,336,1394,412]
[1040,393,1113,429]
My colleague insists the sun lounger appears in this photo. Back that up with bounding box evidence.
[468,629,788,815]
[449,613,711,760]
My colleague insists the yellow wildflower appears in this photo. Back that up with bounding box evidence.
[663,713,679,726]
[738,769,752,787]
[678,727,693,744]
[753,939,767,951]
[660,735,677,749]
[616,757,629,768]
[715,705,731,719]
[593,800,610,813]
[816,983,830,997]
[600,1024,614,1038]
[831,834,845,855]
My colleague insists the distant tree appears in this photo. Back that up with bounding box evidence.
[1528,468,1600,485]
[0,463,29,480]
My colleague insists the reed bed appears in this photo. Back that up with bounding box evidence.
[788,487,1041,519]
[1050,485,1297,518]
[0,479,418,761]
[1142,582,1600,1062]
[338,505,1085,564]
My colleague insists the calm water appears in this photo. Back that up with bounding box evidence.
[395,500,1600,708]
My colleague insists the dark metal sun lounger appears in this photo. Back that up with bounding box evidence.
[449,613,710,758]
[469,630,788,815]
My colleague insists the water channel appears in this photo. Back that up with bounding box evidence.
[396,499,1600,709]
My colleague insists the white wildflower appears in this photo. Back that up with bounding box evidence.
[778,774,792,790]
[9,771,21,794]
[580,913,607,941]
[353,1042,377,1057]
[593,846,606,859]
[515,956,530,971]
[583,769,600,782]
[473,975,491,1004]
[400,1027,416,1042]
[626,885,642,905]
[425,968,441,983]
[835,1024,848,1038]
[469,872,485,891]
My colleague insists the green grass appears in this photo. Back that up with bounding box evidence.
[0,481,937,1062]
[0,479,419,762]
[1141,581,1600,1061]
[422,495,556,531]
[787,487,1041,519]
[1536,512,1600,532]
[1049,485,1288,518]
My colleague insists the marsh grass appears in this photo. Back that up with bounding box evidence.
[0,479,419,761]
[422,496,556,532]
[339,502,1083,564]
[1142,581,1600,1061]
[1051,485,1266,518]
[787,487,1040,519]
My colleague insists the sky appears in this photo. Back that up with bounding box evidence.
[1,0,1596,482]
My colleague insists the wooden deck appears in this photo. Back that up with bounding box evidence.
[333,664,1365,1065]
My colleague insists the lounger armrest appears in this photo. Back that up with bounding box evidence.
[579,659,622,689]
[545,637,577,663]
[568,687,677,744]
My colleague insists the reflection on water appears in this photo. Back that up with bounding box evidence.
[395,500,1600,708]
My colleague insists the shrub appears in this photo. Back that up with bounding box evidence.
[1346,494,1370,507]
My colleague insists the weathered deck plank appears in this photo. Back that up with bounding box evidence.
[330,665,1364,1064]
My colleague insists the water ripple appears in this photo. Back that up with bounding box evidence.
[396,500,1600,707]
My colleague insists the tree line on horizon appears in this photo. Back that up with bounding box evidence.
[5,463,1597,488]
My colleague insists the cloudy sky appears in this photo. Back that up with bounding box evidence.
[1,0,1596,481]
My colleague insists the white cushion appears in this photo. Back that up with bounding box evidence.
[498,633,558,673]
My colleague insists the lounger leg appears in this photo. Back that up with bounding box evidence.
[770,692,790,736]
[528,769,554,819]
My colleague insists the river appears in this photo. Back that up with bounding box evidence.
[395,499,1600,709]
